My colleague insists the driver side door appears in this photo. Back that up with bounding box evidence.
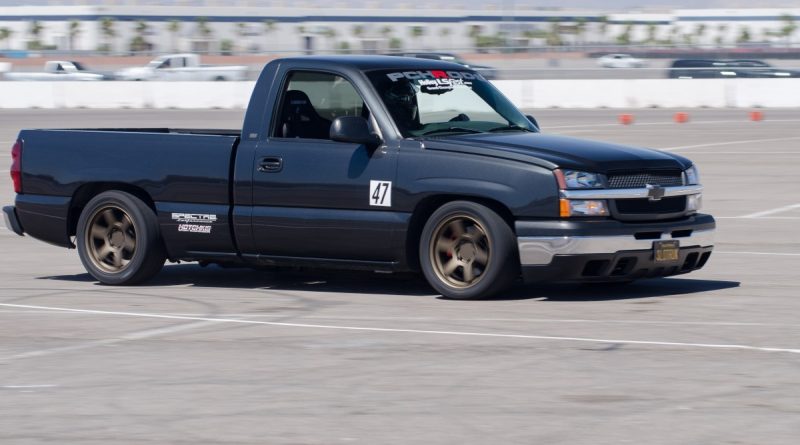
[251,70,402,263]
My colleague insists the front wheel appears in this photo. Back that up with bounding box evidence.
[419,201,519,299]
[76,191,166,285]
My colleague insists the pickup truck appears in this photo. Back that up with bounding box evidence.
[115,53,248,81]
[3,56,715,299]
[3,61,111,81]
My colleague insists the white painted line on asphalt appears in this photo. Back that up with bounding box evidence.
[0,318,222,361]
[5,310,798,327]
[659,136,800,152]
[1,303,798,356]
[1,385,57,389]
[738,203,800,219]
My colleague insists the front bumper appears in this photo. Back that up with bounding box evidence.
[3,205,24,236]
[516,214,715,283]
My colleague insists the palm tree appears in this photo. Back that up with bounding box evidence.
[546,18,563,46]
[780,13,797,44]
[410,26,425,50]
[716,23,728,46]
[68,20,81,51]
[575,18,587,44]
[439,27,452,50]
[645,23,657,44]
[0,27,12,50]
[694,24,707,45]
[28,20,43,49]
[196,17,212,39]
[322,27,337,53]
[99,17,116,53]
[737,26,751,45]
[168,20,181,52]
[130,20,150,53]
[597,15,609,42]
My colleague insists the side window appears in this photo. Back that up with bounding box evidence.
[274,71,367,140]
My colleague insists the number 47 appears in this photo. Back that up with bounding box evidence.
[369,181,392,207]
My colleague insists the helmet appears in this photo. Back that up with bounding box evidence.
[384,80,417,110]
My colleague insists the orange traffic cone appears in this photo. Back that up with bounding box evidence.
[618,114,634,125]
[673,112,690,123]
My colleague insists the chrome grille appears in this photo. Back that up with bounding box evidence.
[607,171,684,189]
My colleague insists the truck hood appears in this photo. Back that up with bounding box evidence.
[422,132,691,173]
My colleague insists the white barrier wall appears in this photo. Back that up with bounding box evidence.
[0,79,798,109]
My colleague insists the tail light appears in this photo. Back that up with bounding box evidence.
[10,139,22,194]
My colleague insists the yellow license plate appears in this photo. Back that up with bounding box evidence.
[654,240,680,262]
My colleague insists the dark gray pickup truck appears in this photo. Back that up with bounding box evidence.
[4,56,714,299]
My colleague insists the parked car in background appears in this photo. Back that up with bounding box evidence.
[597,54,646,69]
[115,54,248,81]
[667,59,800,78]
[391,52,498,79]
[3,61,112,81]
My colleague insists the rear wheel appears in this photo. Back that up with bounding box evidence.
[419,201,518,299]
[76,191,165,285]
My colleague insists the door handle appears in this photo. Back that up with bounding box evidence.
[258,157,283,173]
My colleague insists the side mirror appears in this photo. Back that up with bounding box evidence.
[330,116,382,148]
[525,114,540,131]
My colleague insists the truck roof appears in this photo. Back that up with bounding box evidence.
[276,55,470,72]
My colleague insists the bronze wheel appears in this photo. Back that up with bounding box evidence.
[77,191,165,285]
[429,214,491,289]
[84,206,137,273]
[419,201,519,299]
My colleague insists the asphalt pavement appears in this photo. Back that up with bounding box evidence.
[1,109,799,444]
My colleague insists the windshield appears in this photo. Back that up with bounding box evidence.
[367,69,537,138]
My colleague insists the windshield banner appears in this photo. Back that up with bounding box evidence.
[386,70,484,82]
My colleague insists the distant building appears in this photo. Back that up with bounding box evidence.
[0,5,797,55]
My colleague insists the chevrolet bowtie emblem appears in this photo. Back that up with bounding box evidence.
[646,184,666,201]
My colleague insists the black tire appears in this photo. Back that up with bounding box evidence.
[76,191,166,285]
[419,201,519,299]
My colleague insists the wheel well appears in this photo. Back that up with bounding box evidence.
[68,183,156,237]
[404,195,515,272]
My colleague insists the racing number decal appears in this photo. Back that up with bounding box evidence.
[369,180,392,207]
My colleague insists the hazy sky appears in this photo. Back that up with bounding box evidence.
[1,0,799,9]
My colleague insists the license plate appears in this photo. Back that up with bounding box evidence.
[654,240,680,263]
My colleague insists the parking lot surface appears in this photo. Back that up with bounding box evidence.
[1,109,799,444]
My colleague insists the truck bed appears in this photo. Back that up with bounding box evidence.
[15,128,240,250]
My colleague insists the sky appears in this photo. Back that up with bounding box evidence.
[1,0,799,10]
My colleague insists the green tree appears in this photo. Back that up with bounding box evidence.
[168,20,181,52]
[351,25,364,39]
[196,17,212,39]
[129,20,150,53]
[716,23,728,46]
[0,27,13,50]
[99,17,116,53]
[546,18,563,46]
[616,22,634,45]
[28,20,43,50]
[439,27,451,49]
[575,17,587,43]
[410,25,425,49]
[737,26,751,44]
[597,15,609,40]
[645,23,657,43]
[68,20,81,51]
[694,23,707,45]
[779,13,797,43]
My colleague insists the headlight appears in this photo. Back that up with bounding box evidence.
[684,165,700,185]
[560,199,609,217]
[555,169,606,189]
